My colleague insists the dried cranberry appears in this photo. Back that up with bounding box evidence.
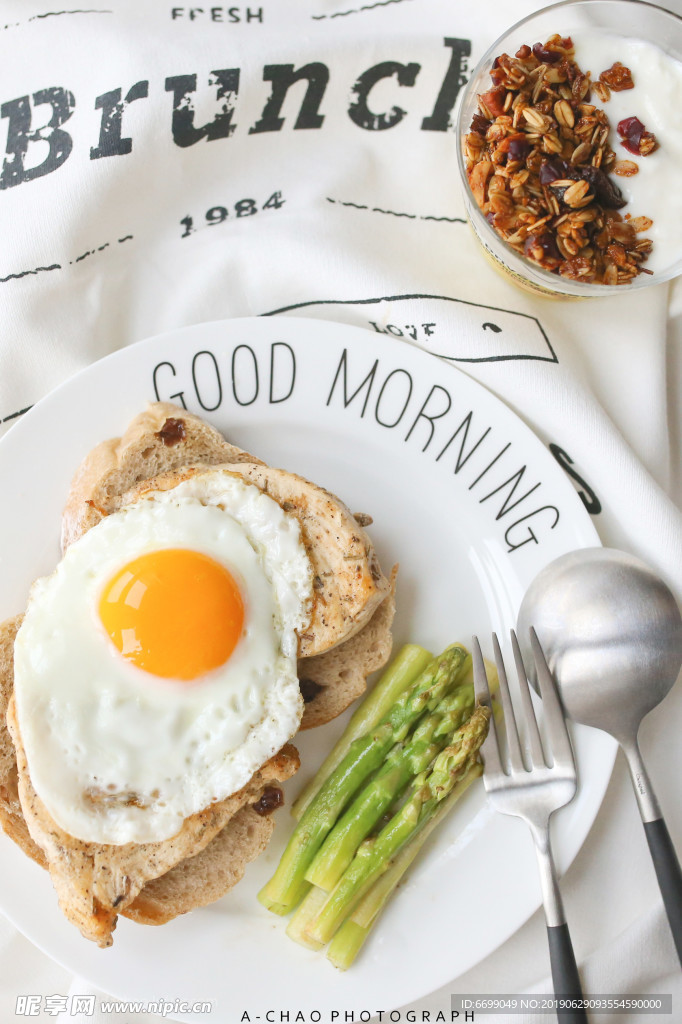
[532,42,561,64]
[525,233,561,261]
[507,137,531,162]
[617,116,645,144]
[575,165,626,209]
[542,161,626,210]
[539,157,568,184]
[491,56,500,70]
[617,115,657,155]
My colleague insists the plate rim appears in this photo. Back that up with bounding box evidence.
[0,315,615,1015]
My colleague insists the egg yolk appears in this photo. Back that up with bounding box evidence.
[99,549,245,681]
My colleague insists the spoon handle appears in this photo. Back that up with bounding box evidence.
[643,819,682,966]
[622,739,682,967]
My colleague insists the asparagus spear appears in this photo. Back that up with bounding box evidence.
[350,763,483,928]
[326,918,368,971]
[285,885,329,951]
[305,705,490,944]
[258,645,468,915]
[291,644,433,821]
[432,683,475,737]
[305,684,476,891]
[326,764,483,969]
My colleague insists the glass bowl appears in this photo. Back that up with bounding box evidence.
[455,0,682,298]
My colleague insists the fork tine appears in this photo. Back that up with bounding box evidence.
[510,630,546,768]
[472,636,504,776]
[475,632,583,1011]
[492,633,526,774]
[530,628,575,772]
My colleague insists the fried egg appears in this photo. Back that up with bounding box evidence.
[13,470,313,846]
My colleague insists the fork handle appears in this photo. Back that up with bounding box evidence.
[547,924,589,1022]
[534,837,588,1021]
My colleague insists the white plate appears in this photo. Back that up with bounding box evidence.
[0,317,614,1019]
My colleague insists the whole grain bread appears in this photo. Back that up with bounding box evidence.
[0,616,48,872]
[297,566,397,729]
[123,805,274,926]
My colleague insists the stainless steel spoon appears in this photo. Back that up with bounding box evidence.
[517,547,682,966]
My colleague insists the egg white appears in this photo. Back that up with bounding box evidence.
[13,470,313,846]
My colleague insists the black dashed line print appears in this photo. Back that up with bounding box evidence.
[1,9,112,31]
[312,0,413,19]
[0,264,62,283]
[4,235,133,279]
[373,206,416,220]
[421,215,467,223]
[326,197,466,224]
[2,405,33,424]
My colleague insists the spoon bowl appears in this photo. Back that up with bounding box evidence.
[517,547,682,744]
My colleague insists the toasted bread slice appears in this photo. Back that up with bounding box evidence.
[123,805,274,926]
[298,565,397,729]
[0,617,48,871]
[6,695,298,944]
[61,402,263,550]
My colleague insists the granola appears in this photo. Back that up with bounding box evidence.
[464,34,654,284]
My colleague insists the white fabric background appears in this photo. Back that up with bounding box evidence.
[0,0,680,1020]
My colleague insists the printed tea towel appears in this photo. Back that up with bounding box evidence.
[0,0,681,1021]
[0,0,679,593]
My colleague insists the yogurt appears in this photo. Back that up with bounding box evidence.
[572,32,682,274]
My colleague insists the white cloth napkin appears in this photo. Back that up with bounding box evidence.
[0,0,681,1021]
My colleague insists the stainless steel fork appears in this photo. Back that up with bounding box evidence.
[473,629,588,1024]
